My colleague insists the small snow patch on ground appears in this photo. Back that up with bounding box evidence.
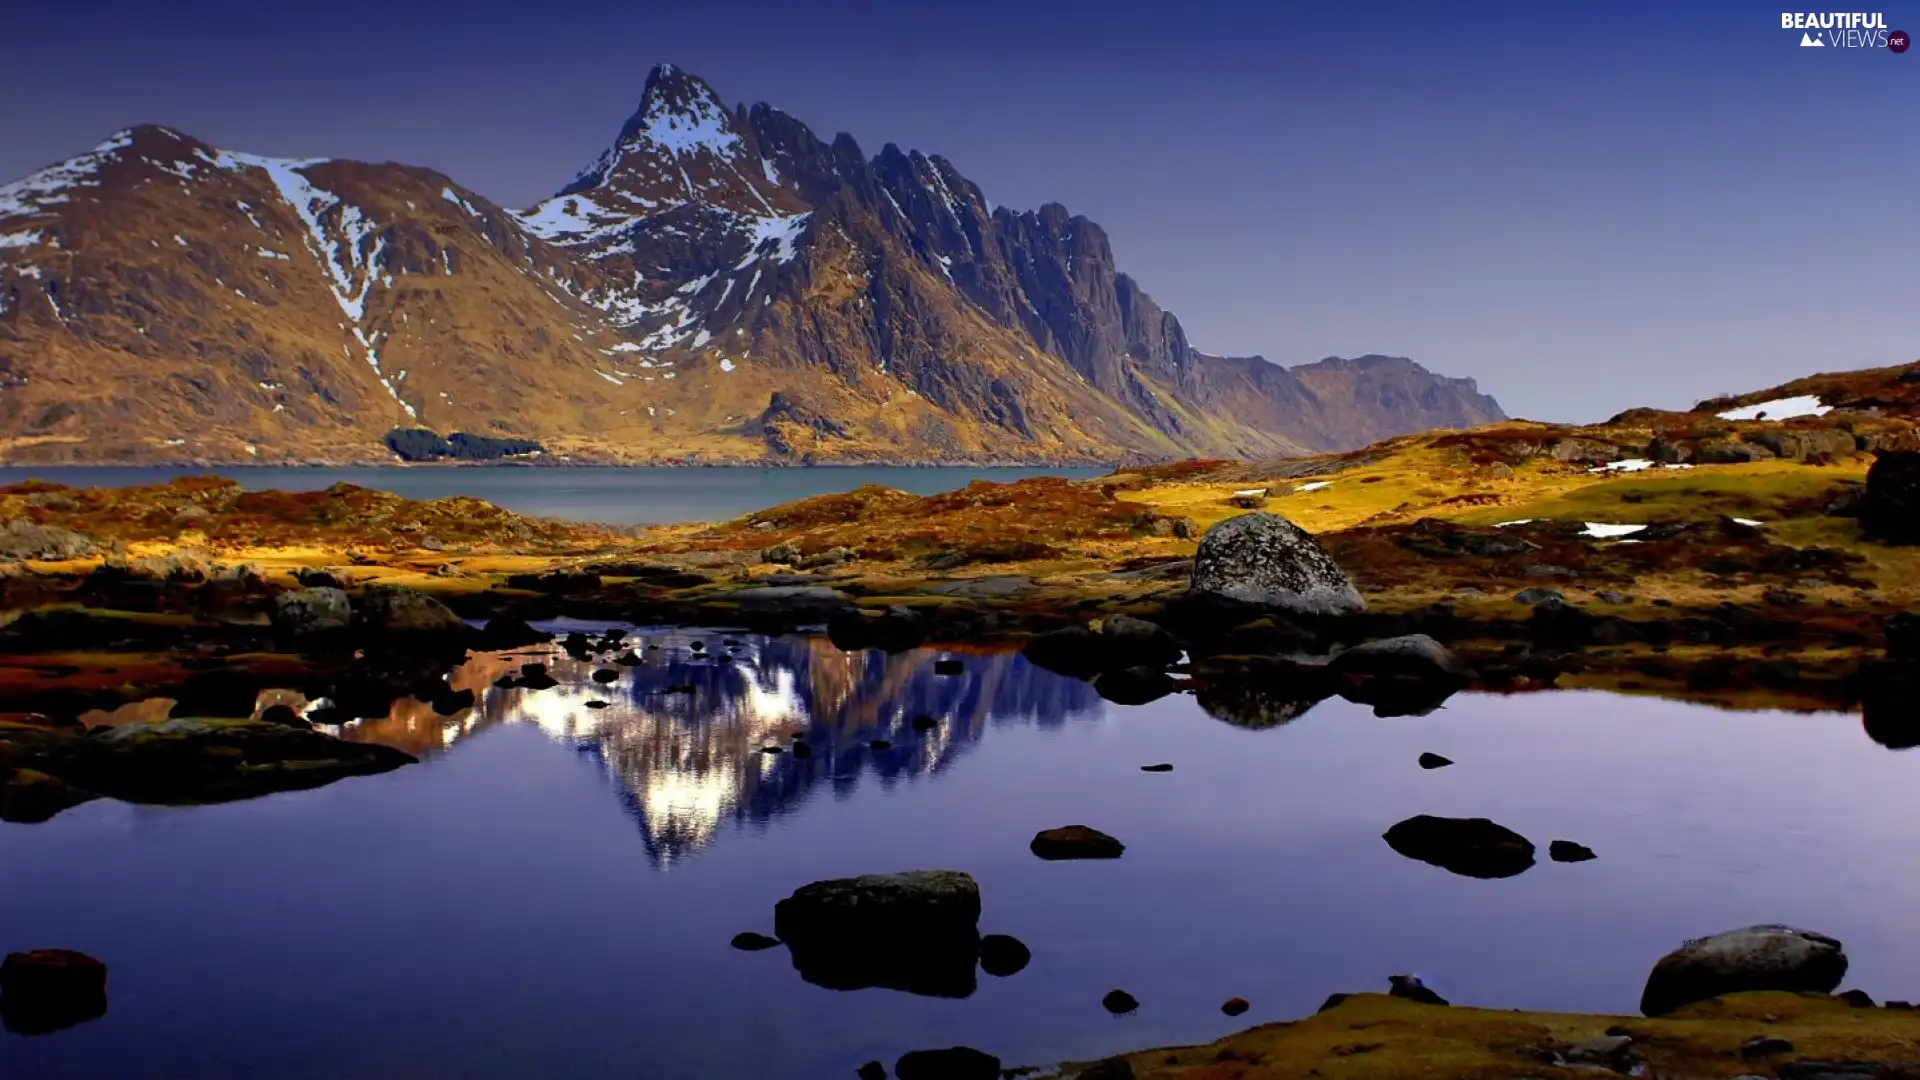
[1494,519,1533,527]
[173,234,188,247]
[1733,517,1763,527]
[1716,395,1831,422]
[0,230,43,250]
[1296,480,1333,492]
[1581,522,1648,538]
[597,371,625,386]
[1590,458,1653,473]
[718,358,735,372]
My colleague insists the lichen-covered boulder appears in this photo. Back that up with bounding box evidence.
[1189,512,1364,615]
[0,519,97,561]
[271,587,353,636]
[353,585,467,638]
[1640,925,1847,1016]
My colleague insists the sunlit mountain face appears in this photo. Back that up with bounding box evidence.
[325,628,1104,865]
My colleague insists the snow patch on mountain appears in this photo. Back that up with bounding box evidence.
[0,130,131,222]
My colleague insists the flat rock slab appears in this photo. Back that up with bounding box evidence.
[1031,825,1125,860]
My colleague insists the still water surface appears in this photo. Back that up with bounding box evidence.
[0,627,1911,1078]
[0,466,1106,525]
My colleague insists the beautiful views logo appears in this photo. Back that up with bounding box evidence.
[1781,11,1908,48]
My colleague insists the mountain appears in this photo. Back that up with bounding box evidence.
[0,65,1505,465]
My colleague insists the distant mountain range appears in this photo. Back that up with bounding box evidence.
[0,64,1505,465]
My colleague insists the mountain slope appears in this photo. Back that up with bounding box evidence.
[0,65,1505,464]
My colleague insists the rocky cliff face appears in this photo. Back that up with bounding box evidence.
[0,65,1504,464]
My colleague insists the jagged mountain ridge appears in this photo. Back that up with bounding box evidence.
[0,64,1505,464]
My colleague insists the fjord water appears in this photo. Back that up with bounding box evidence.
[2,631,1914,1079]
[0,466,1106,525]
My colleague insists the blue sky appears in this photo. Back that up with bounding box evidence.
[2,0,1914,420]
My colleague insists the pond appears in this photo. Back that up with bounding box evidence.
[1,626,1910,1078]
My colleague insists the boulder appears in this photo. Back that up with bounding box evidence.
[1639,925,1847,1016]
[1099,615,1184,668]
[477,616,551,649]
[0,519,97,561]
[0,949,107,1035]
[353,585,468,639]
[1858,451,1920,544]
[1101,989,1140,1014]
[1330,635,1462,680]
[894,1047,1000,1080]
[1513,587,1565,606]
[978,934,1031,977]
[773,870,982,997]
[1031,825,1125,860]
[0,768,97,824]
[1388,973,1449,1005]
[1549,839,1597,863]
[1190,512,1364,616]
[826,606,925,653]
[1021,626,1105,678]
[1383,815,1536,878]
[271,587,352,637]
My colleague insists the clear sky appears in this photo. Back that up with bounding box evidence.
[2,0,1913,421]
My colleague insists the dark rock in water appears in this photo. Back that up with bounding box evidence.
[1094,666,1176,706]
[1338,674,1459,718]
[773,870,982,998]
[689,640,706,652]
[932,659,964,676]
[978,934,1031,977]
[1332,634,1462,680]
[256,704,310,729]
[791,741,812,759]
[591,669,620,684]
[1100,614,1184,668]
[856,1062,887,1080]
[1031,825,1124,860]
[1549,839,1597,863]
[869,739,893,751]
[521,663,548,678]
[1417,752,1453,770]
[1387,974,1449,1005]
[760,745,785,755]
[1140,763,1173,773]
[1188,512,1365,616]
[174,667,267,718]
[1022,626,1106,678]
[1741,1035,1795,1058]
[430,688,475,716]
[271,586,353,637]
[1221,996,1250,1017]
[612,650,642,666]
[730,932,781,951]
[1640,924,1847,1016]
[492,675,520,689]
[295,569,341,588]
[0,949,108,1035]
[1383,815,1536,878]
[1859,450,1920,544]
[517,672,559,691]
[1078,1058,1135,1080]
[827,606,925,654]
[893,1047,999,1080]
[1837,988,1877,1008]
[911,714,938,732]
[1101,988,1140,1015]
[1512,587,1565,606]
[585,701,610,709]
[0,769,97,824]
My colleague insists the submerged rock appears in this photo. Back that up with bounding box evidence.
[1640,925,1847,1016]
[894,1047,1000,1080]
[1188,512,1365,616]
[729,932,781,952]
[773,870,982,998]
[1383,815,1536,878]
[1030,825,1125,860]
[1549,839,1597,863]
[0,949,107,1035]
[1417,752,1453,770]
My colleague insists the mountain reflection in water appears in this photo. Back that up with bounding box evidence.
[327,628,1103,865]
